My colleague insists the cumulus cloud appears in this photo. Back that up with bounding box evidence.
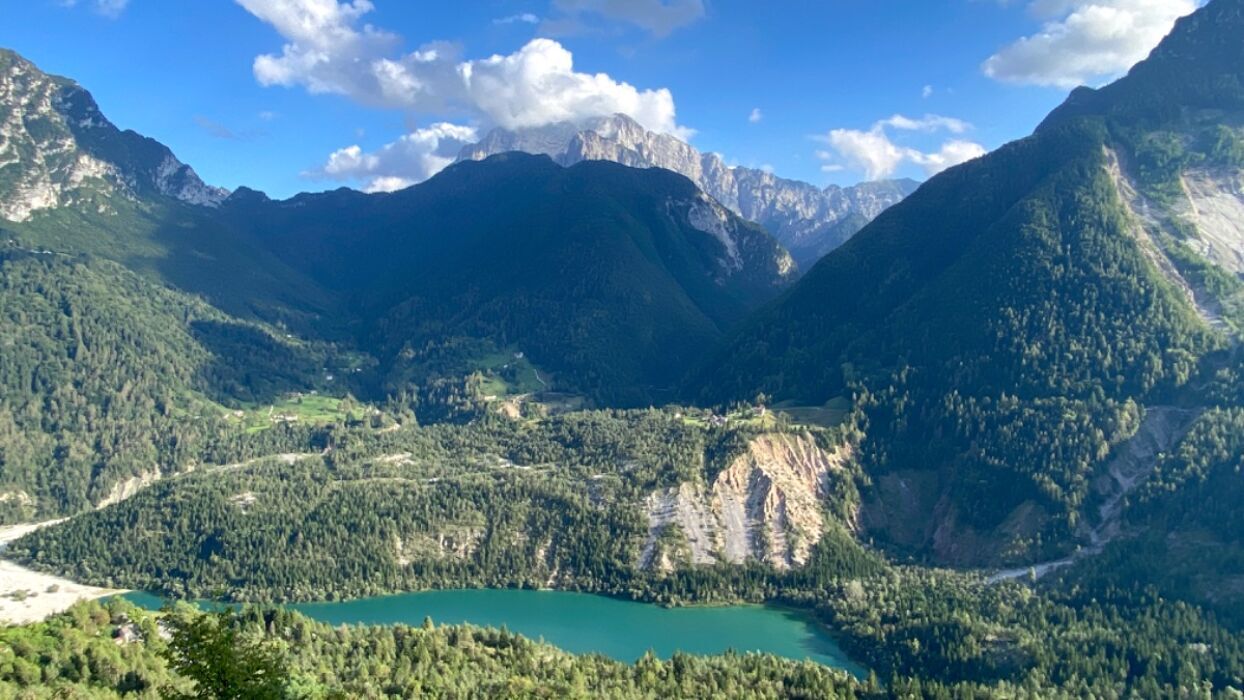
[236,0,688,137]
[984,0,1200,87]
[551,0,705,37]
[462,39,689,137]
[816,114,986,181]
[748,107,763,124]
[922,84,934,98]
[59,0,129,17]
[310,122,478,192]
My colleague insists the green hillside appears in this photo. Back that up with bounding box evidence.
[6,3,1244,696]
[689,0,1244,565]
[224,153,795,405]
[0,251,350,523]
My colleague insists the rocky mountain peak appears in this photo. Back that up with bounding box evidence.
[0,48,228,222]
[458,112,918,267]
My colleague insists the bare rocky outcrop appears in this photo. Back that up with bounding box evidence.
[458,113,916,266]
[1105,146,1242,335]
[640,433,851,572]
[1176,168,1244,274]
[0,49,227,223]
[96,469,162,510]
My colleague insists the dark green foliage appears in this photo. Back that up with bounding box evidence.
[162,608,288,699]
[0,599,865,699]
[812,568,1244,697]
[5,3,1244,697]
[692,119,1217,562]
[7,410,731,601]
[1058,407,1244,626]
[688,3,1244,563]
[1211,124,1244,165]
[225,153,793,406]
[0,252,346,523]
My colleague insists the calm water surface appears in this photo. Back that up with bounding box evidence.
[124,588,864,676]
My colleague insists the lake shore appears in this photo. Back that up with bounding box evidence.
[121,587,868,676]
[0,520,126,625]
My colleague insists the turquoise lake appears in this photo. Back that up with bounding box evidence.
[123,588,864,676]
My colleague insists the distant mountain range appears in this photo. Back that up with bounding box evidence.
[459,113,918,266]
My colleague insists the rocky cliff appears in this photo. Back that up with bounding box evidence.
[459,114,917,267]
[0,49,227,222]
[640,433,852,571]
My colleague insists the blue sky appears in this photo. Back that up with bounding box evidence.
[1,0,1202,197]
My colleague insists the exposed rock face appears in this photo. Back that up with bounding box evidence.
[458,113,918,267]
[672,191,797,281]
[0,49,227,222]
[1105,146,1241,334]
[640,433,851,571]
[96,470,162,510]
[1176,168,1244,274]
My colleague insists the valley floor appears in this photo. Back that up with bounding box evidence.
[0,520,122,624]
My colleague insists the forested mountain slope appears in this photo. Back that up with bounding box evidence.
[224,153,796,405]
[0,49,799,521]
[7,3,1244,696]
[0,54,360,523]
[0,49,335,327]
[690,0,1244,566]
[0,251,347,523]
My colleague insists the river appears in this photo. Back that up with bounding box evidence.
[122,588,865,677]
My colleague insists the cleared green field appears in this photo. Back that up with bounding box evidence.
[676,396,851,431]
[472,349,547,397]
[227,393,370,433]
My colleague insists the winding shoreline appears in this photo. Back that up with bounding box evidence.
[0,520,126,625]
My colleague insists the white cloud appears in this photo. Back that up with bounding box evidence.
[879,114,972,134]
[462,39,689,137]
[237,0,689,137]
[921,84,934,99]
[59,0,129,17]
[816,114,986,181]
[908,140,989,174]
[311,122,479,192]
[748,107,763,124]
[494,13,540,25]
[551,0,705,37]
[983,0,1200,88]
